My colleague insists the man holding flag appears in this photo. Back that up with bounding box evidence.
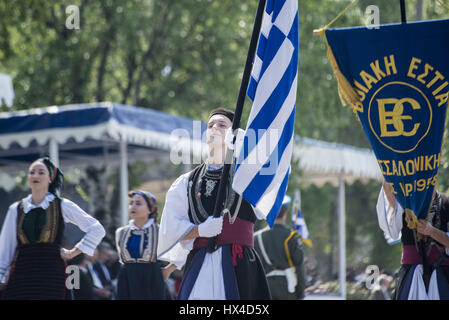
[157,0,299,300]
[157,108,271,300]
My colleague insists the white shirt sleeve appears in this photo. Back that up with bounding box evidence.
[376,186,403,244]
[157,172,195,269]
[61,199,106,256]
[0,202,19,283]
[115,228,124,264]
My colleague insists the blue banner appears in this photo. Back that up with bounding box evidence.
[325,19,449,226]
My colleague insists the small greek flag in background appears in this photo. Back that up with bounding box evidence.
[292,200,312,247]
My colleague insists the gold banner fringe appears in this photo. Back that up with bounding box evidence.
[405,208,428,241]
[323,35,362,114]
[314,0,449,114]
[405,208,421,229]
[312,0,361,112]
[314,0,447,241]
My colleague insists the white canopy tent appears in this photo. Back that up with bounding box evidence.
[294,136,382,299]
[0,102,206,227]
[0,73,14,107]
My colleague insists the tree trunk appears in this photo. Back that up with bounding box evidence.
[79,165,118,244]
[96,1,117,102]
[416,0,423,21]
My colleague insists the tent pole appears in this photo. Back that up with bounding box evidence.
[293,189,301,220]
[338,174,346,299]
[49,138,59,167]
[119,141,129,227]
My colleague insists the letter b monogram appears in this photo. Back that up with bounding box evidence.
[377,97,421,137]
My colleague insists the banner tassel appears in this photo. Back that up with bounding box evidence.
[324,35,362,113]
[405,208,421,230]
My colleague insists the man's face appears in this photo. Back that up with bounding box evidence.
[98,250,110,263]
[206,114,232,147]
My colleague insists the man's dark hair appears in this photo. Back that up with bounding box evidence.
[97,241,113,253]
[277,205,288,219]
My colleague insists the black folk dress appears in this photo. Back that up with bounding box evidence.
[3,198,67,300]
[115,220,170,300]
[395,192,449,299]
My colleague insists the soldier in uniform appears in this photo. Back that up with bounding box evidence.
[254,195,306,300]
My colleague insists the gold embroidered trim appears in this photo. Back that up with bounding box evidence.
[17,202,29,245]
[16,198,60,244]
[38,199,59,243]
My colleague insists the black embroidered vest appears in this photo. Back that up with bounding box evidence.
[187,163,256,225]
[16,198,65,246]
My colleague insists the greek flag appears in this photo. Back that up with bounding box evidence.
[292,199,312,247]
[232,0,298,227]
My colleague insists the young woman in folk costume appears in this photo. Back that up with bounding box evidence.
[157,108,271,300]
[0,157,105,299]
[115,190,170,299]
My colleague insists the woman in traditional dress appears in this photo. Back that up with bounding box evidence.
[115,190,169,299]
[157,108,271,300]
[377,181,449,299]
[0,157,106,299]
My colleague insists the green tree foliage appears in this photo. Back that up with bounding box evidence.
[0,0,258,121]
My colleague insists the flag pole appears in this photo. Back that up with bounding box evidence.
[400,0,407,23]
[207,0,267,252]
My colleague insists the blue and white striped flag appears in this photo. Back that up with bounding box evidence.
[232,0,298,227]
[292,198,312,247]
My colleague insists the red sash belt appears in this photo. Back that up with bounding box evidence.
[402,245,449,266]
[193,217,254,249]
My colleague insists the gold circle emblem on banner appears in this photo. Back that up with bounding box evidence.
[368,81,432,153]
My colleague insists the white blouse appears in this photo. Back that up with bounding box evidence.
[157,172,196,269]
[376,186,449,251]
[376,186,403,244]
[0,193,105,283]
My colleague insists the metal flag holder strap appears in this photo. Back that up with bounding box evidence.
[206,0,268,253]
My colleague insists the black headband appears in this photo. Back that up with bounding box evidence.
[209,108,234,123]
